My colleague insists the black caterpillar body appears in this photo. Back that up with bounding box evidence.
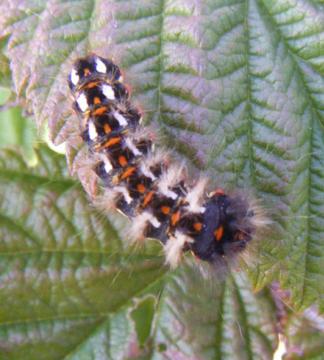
[68,54,261,267]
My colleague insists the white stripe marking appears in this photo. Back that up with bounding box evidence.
[100,155,113,174]
[76,93,88,112]
[114,186,132,204]
[102,84,115,100]
[113,111,128,127]
[149,216,161,228]
[160,189,178,200]
[95,58,107,73]
[125,138,142,156]
[88,120,98,140]
[140,163,156,181]
[70,69,79,85]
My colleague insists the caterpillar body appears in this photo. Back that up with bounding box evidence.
[68,54,263,268]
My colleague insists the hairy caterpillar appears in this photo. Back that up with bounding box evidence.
[68,54,265,268]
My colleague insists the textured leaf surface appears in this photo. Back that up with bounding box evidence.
[0,39,11,86]
[285,307,324,359]
[0,0,323,333]
[0,146,166,359]
[0,146,281,359]
[0,87,36,161]
[150,266,278,360]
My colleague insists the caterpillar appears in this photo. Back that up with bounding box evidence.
[68,54,265,268]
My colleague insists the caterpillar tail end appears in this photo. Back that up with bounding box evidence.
[189,191,268,264]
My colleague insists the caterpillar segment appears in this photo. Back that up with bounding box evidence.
[69,54,260,267]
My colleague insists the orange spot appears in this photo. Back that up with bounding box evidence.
[161,206,171,215]
[214,225,224,242]
[137,183,146,193]
[93,106,108,116]
[121,166,136,180]
[214,188,225,196]
[193,222,202,232]
[84,68,91,76]
[171,211,181,226]
[104,137,121,148]
[85,81,99,89]
[118,155,128,167]
[103,123,111,134]
[143,191,154,207]
[94,96,101,105]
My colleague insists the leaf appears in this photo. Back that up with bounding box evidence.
[0,0,323,313]
[0,38,11,86]
[0,146,167,360]
[284,307,324,359]
[131,296,156,349]
[0,147,320,360]
[0,146,281,359]
[0,87,36,162]
[149,266,279,360]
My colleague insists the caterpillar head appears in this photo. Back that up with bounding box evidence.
[190,191,267,263]
[68,54,122,92]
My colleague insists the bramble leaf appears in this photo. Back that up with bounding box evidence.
[0,0,323,357]
[0,146,282,359]
[2,0,323,312]
[0,146,166,359]
[0,87,36,162]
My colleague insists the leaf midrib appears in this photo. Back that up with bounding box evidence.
[0,169,76,188]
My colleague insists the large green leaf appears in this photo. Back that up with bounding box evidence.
[150,266,279,360]
[0,87,36,161]
[1,0,322,312]
[284,307,324,359]
[0,146,282,359]
[0,0,323,354]
[0,146,166,359]
[0,38,11,86]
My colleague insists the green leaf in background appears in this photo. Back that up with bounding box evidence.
[284,307,324,360]
[0,144,320,359]
[150,267,279,360]
[0,146,283,360]
[0,146,166,360]
[0,38,11,87]
[131,296,156,349]
[1,0,322,312]
[0,87,36,162]
[0,0,323,358]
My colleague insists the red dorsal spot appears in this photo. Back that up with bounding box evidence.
[118,155,128,167]
[193,222,203,232]
[94,97,101,105]
[171,210,181,226]
[137,183,146,193]
[214,225,224,242]
[120,166,136,180]
[214,188,225,196]
[103,123,111,134]
[161,206,171,215]
[143,191,154,207]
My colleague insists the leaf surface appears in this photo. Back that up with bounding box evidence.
[0,0,323,354]
[0,147,281,359]
[0,87,36,161]
[150,266,278,360]
[0,146,166,360]
[1,144,313,360]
